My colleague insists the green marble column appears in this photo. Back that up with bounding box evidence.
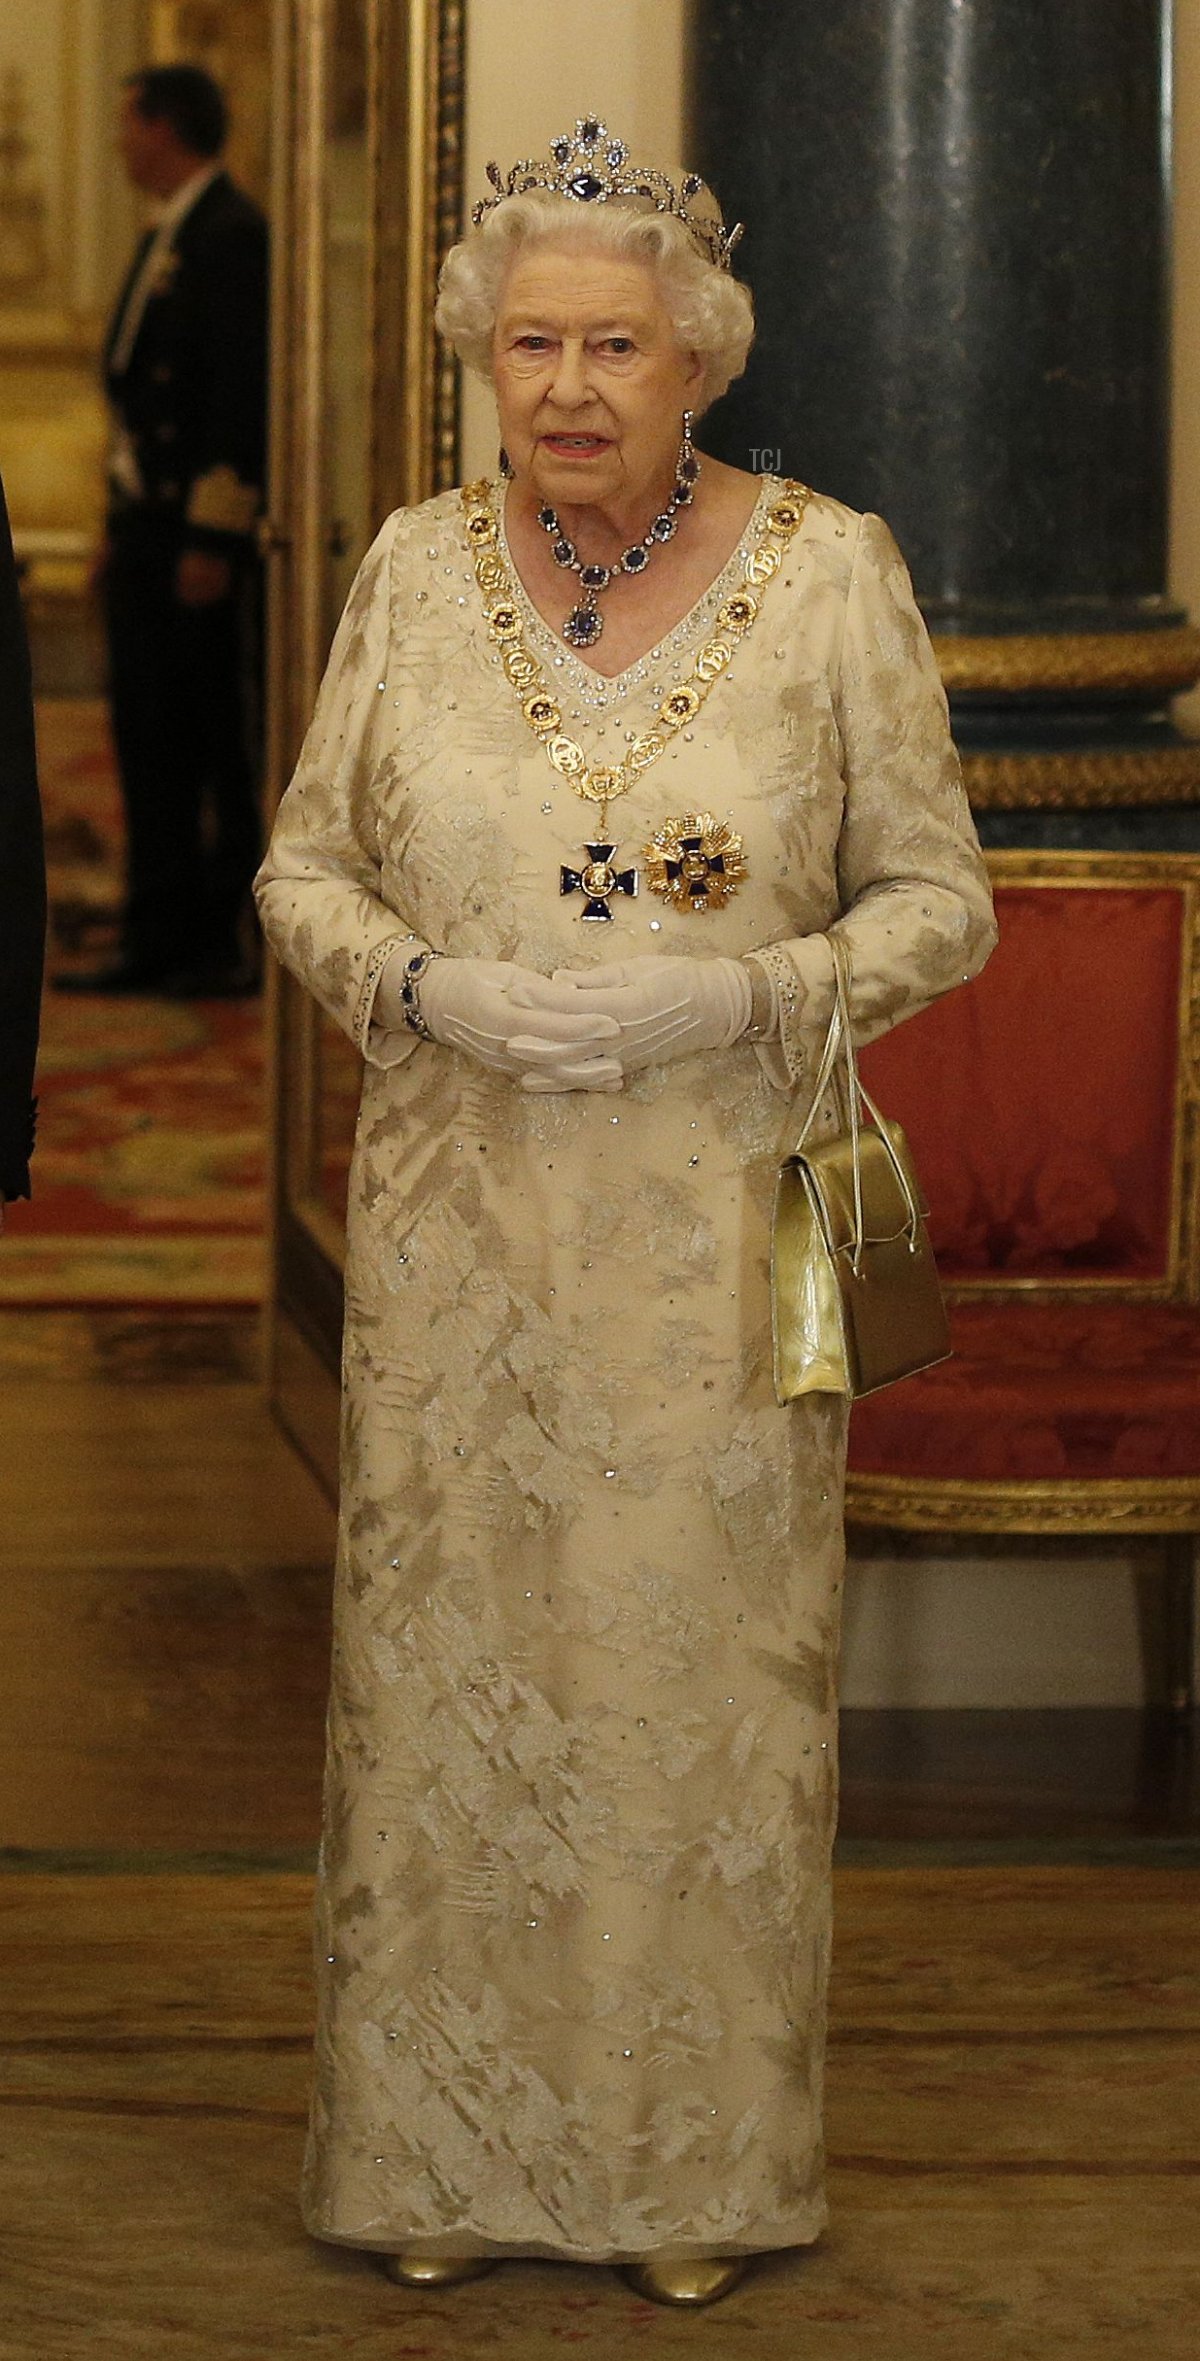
[686,0,1200,839]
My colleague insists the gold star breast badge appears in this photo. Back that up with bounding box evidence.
[642,812,748,914]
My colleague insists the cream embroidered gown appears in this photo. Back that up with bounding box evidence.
[255,476,996,2265]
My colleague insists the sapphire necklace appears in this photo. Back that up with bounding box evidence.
[536,412,700,651]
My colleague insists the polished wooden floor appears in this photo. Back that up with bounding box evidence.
[3,1307,1197,2357]
[3,1311,334,1860]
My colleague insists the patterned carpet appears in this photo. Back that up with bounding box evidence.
[3,701,264,1303]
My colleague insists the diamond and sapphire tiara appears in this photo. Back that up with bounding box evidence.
[471,116,743,274]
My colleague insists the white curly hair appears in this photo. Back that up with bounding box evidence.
[435,189,754,414]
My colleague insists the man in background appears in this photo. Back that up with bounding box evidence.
[0,472,43,1224]
[62,65,268,996]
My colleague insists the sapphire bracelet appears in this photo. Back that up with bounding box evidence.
[398,948,443,1041]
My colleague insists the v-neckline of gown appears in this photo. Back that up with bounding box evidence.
[494,475,778,711]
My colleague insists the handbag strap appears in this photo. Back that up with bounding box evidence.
[794,939,847,1151]
[792,932,924,1270]
[830,935,867,1271]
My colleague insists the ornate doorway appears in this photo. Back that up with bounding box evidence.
[262,0,463,1484]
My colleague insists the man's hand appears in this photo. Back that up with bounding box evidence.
[176,549,233,607]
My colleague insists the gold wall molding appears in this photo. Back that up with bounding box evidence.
[0,65,52,301]
[961,743,1200,806]
[0,2,147,587]
[431,0,464,493]
[371,0,463,513]
[933,625,1200,697]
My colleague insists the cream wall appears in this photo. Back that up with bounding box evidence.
[461,0,1198,1708]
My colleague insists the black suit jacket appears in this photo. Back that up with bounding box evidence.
[0,475,43,1201]
[104,170,269,555]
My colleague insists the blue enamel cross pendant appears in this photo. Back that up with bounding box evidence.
[560,842,639,922]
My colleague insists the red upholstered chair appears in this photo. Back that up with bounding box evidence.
[849,852,1200,1711]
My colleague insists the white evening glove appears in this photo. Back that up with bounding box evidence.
[542,954,753,1081]
[375,952,623,1088]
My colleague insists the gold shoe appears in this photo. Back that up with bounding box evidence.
[622,2256,748,2306]
[383,2254,497,2288]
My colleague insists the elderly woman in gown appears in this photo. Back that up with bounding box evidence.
[255,119,996,2309]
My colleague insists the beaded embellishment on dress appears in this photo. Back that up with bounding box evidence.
[495,477,781,712]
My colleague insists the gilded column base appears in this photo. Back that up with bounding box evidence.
[929,632,1200,808]
[959,743,1200,810]
[932,627,1200,700]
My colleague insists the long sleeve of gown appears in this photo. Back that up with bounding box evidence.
[254,516,428,1070]
[751,510,997,1092]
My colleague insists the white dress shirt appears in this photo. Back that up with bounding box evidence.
[108,164,221,499]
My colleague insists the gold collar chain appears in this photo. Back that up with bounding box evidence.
[460,476,811,821]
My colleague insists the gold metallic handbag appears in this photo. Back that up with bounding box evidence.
[771,934,951,1402]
